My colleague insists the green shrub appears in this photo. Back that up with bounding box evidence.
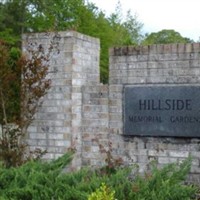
[128,157,197,200]
[0,152,74,199]
[0,153,197,200]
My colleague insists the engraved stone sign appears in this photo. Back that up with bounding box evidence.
[124,85,200,137]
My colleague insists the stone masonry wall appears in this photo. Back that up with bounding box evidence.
[82,85,109,166]
[23,31,100,167]
[24,31,200,183]
[108,44,200,182]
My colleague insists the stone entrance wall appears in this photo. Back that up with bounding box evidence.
[23,31,200,182]
[107,44,200,183]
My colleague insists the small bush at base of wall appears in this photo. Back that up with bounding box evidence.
[88,183,116,200]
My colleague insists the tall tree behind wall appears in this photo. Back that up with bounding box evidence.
[0,0,144,83]
[142,29,193,45]
[0,41,21,124]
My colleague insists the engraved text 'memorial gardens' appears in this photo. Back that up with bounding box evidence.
[124,85,200,137]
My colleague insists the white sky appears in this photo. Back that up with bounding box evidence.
[88,0,200,42]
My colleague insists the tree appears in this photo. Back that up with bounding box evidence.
[107,2,143,46]
[0,41,21,124]
[0,39,52,167]
[122,10,144,45]
[142,29,193,45]
[0,0,28,45]
[0,0,144,83]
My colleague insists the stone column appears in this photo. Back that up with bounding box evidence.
[22,31,100,169]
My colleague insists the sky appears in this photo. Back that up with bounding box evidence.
[88,0,200,42]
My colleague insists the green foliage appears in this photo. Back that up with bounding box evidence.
[0,127,26,168]
[0,1,194,83]
[88,183,116,200]
[0,154,197,200]
[129,157,197,200]
[0,152,73,199]
[0,0,144,83]
[0,39,51,168]
[0,29,20,45]
[143,29,193,45]
[0,0,28,45]
[0,40,21,124]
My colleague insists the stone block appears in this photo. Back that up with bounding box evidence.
[158,157,178,164]
[149,147,166,156]
[48,133,64,140]
[42,153,55,160]
[192,43,200,52]
[169,151,189,158]
[190,166,200,173]
[37,140,47,146]
[27,126,37,133]
[137,155,148,163]
[55,140,70,147]
[27,139,37,146]
[30,133,46,140]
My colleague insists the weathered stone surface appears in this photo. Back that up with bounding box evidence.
[124,85,200,137]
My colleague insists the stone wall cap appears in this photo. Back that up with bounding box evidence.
[22,30,100,43]
[109,43,200,56]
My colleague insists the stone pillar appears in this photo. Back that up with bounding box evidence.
[22,31,100,167]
